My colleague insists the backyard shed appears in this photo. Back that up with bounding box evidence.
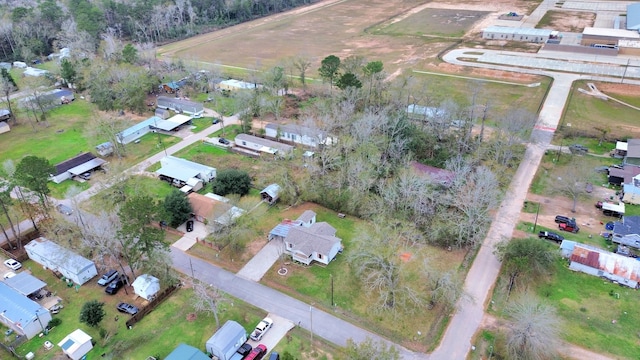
[95,141,114,156]
[58,329,93,360]
[166,343,210,360]
[0,282,51,339]
[155,108,171,119]
[205,320,247,360]
[260,184,281,205]
[0,108,11,121]
[132,274,160,301]
[25,237,98,285]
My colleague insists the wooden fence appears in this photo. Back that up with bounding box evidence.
[125,284,181,328]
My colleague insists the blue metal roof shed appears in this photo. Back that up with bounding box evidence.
[166,343,210,360]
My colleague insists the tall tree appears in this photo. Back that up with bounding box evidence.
[121,43,138,64]
[318,55,341,92]
[506,295,561,360]
[79,300,106,327]
[494,238,556,298]
[0,69,16,124]
[14,156,54,209]
[191,279,227,328]
[164,190,193,228]
[117,195,167,278]
[550,158,597,213]
[60,59,77,86]
[0,178,18,249]
[291,56,311,88]
[336,73,362,90]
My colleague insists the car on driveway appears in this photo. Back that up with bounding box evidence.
[245,344,267,360]
[186,220,194,232]
[56,204,73,215]
[3,271,16,280]
[559,222,579,233]
[105,275,128,295]
[250,317,273,341]
[116,302,139,315]
[4,259,21,271]
[219,137,230,145]
[97,270,119,286]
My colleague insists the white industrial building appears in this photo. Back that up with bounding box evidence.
[482,26,554,43]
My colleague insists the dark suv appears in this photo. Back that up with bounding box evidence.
[554,215,574,225]
[105,275,128,295]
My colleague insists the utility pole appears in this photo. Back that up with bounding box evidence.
[189,258,195,278]
[330,274,334,307]
[533,203,540,233]
[309,304,314,347]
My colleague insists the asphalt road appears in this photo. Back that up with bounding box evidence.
[169,247,422,360]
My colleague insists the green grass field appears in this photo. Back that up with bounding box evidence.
[373,8,490,38]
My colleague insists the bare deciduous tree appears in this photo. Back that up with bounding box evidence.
[550,158,598,213]
[506,295,561,360]
[191,279,227,328]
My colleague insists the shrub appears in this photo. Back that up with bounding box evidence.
[48,318,62,328]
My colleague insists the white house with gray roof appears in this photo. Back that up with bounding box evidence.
[265,123,336,148]
[234,133,294,156]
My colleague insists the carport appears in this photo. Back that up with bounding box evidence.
[3,272,46,296]
[67,158,106,177]
[152,114,192,131]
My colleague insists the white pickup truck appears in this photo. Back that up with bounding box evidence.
[250,317,273,341]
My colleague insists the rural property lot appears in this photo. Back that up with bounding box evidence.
[158,0,535,76]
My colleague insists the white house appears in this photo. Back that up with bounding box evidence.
[157,156,216,183]
[234,133,294,156]
[265,123,335,148]
[116,116,161,144]
[58,329,93,360]
[0,282,51,339]
[132,274,160,301]
[25,237,98,285]
[156,96,204,117]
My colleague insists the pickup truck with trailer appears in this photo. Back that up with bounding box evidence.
[538,231,564,243]
[250,318,273,341]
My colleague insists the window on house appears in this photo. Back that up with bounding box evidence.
[318,254,323,259]
[242,141,246,146]
[287,243,292,249]
[291,134,297,141]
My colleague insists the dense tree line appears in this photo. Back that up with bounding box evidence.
[0,0,319,61]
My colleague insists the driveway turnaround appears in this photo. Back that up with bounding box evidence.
[169,247,422,359]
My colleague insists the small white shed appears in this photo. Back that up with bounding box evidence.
[132,274,160,301]
[58,329,93,360]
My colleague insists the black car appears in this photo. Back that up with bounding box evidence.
[237,343,252,357]
[116,302,139,315]
[219,137,230,145]
[212,118,221,124]
[105,275,128,295]
[538,231,564,243]
[554,215,575,225]
[186,220,194,232]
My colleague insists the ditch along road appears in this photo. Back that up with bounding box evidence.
[430,48,640,360]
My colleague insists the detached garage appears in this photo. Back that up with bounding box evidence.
[25,237,98,285]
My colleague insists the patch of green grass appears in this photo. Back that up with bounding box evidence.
[175,142,229,159]
[522,201,540,214]
[190,117,216,133]
[373,8,489,38]
[49,179,91,199]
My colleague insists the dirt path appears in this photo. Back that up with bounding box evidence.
[481,315,617,360]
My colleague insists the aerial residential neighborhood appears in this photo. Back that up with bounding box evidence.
[2,0,640,359]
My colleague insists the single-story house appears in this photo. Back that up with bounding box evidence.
[166,343,210,360]
[625,138,640,167]
[563,241,640,288]
[406,104,445,119]
[623,183,640,204]
[25,237,98,285]
[0,108,11,121]
[157,96,204,118]
[21,89,74,111]
[95,141,114,157]
[187,193,245,225]
[482,26,554,43]
[0,121,9,134]
[260,184,281,205]
[58,329,93,360]
[156,156,216,188]
[116,116,162,144]
[3,272,46,297]
[234,133,294,156]
[0,282,51,339]
[23,67,48,77]
[217,79,261,91]
[611,216,640,249]
[608,165,640,186]
[285,221,343,266]
[155,108,171,119]
[50,152,106,184]
[265,123,336,148]
[132,274,160,301]
[206,320,247,360]
[411,161,455,186]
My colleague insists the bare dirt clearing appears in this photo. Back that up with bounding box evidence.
[537,10,596,33]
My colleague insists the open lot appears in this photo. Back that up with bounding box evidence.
[373,8,490,38]
[536,10,595,33]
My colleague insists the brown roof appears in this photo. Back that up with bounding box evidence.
[54,152,96,175]
[608,166,640,184]
[187,193,231,220]
[570,244,640,283]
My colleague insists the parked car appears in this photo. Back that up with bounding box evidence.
[244,344,267,360]
[569,144,589,154]
[105,275,128,295]
[237,343,253,357]
[250,317,273,341]
[97,270,119,286]
[554,215,574,225]
[219,137,230,145]
[559,222,579,233]
[212,118,221,124]
[186,220,194,232]
[116,302,139,315]
[79,172,91,180]
[50,304,64,314]
[538,231,564,243]
[268,352,280,360]
[56,204,73,216]
[3,271,16,280]
[3,259,21,271]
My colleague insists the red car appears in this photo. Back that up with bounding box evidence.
[244,344,267,360]
[559,222,579,233]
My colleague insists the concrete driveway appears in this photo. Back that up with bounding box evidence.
[236,240,281,281]
[172,220,207,251]
[246,314,294,356]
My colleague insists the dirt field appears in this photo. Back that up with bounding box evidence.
[537,10,596,33]
[158,0,540,78]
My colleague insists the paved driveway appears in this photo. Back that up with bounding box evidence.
[246,314,294,356]
[236,240,281,281]
[172,220,207,251]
